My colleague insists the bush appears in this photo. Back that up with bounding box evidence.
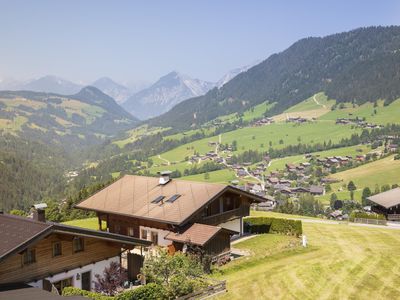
[115,283,167,300]
[244,217,302,236]
[62,287,113,300]
[349,212,386,222]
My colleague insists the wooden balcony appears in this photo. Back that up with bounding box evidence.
[202,205,249,225]
[387,214,400,221]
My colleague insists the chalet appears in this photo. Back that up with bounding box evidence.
[291,187,310,194]
[279,179,291,186]
[388,144,399,153]
[0,211,150,295]
[356,155,366,161]
[273,184,292,195]
[237,169,247,177]
[368,188,400,221]
[267,177,279,185]
[76,174,263,259]
[310,185,325,196]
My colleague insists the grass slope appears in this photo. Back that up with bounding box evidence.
[320,99,400,125]
[154,121,360,162]
[319,155,400,202]
[216,218,400,299]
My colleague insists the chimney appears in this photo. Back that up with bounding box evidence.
[158,171,172,185]
[32,203,47,222]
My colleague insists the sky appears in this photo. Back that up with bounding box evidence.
[0,0,399,85]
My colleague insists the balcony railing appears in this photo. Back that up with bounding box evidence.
[387,214,400,221]
[202,205,248,225]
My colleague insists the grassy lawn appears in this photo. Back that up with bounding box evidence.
[155,121,360,162]
[215,222,400,299]
[320,98,400,125]
[250,210,319,220]
[319,155,400,202]
[181,169,237,184]
[63,217,99,230]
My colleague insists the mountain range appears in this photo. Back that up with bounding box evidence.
[0,64,255,120]
[149,26,400,129]
[121,71,215,120]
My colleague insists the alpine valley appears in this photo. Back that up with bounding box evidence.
[1,26,400,220]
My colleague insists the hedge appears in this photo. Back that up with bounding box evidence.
[62,287,113,300]
[244,217,302,236]
[349,211,386,222]
[115,283,167,300]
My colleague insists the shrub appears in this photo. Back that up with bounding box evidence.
[115,283,167,300]
[244,217,302,236]
[62,287,113,300]
[349,212,386,222]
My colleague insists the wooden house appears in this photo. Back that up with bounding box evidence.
[368,188,400,221]
[76,174,263,258]
[0,212,150,294]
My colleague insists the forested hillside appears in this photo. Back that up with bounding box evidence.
[0,87,138,152]
[0,135,67,211]
[149,26,400,129]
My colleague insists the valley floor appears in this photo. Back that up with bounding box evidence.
[214,212,400,300]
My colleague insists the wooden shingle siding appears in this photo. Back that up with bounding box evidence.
[0,233,121,284]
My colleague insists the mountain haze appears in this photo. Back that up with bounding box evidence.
[91,77,131,103]
[21,75,83,95]
[122,71,215,120]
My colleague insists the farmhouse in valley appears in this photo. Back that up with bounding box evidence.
[76,173,263,258]
[0,209,150,295]
[368,187,400,221]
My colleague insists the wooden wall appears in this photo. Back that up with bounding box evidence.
[0,233,121,284]
[107,214,172,238]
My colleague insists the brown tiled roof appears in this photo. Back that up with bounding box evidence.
[0,214,51,259]
[164,223,226,246]
[0,283,86,299]
[76,175,263,225]
[368,188,400,209]
[0,214,151,262]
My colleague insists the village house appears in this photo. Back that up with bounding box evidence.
[310,185,325,196]
[368,188,400,221]
[76,174,263,259]
[0,209,150,296]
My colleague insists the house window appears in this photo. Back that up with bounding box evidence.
[151,231,158,245]
[52,241,62,257]
[127,227,134,237]
[23,248,36,265]
[53,277,73,295]
[73,237,84,253]
[141,229,148,240]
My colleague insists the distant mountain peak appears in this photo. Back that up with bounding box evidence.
[122,71,215,120]
[91,77,131,104]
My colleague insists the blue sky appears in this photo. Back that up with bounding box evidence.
[0,0,399,84]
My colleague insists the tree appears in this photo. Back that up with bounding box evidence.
[347,181,357,191]
[141,249,205,298]
[330,193,338,209]
[94,261,127,296]
[381,184,391,192]
[9,209,27,216]
[361,187,372,206]
[334,199,343,210]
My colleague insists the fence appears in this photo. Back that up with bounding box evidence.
[353,218,387,226]
[176,279,226,300]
